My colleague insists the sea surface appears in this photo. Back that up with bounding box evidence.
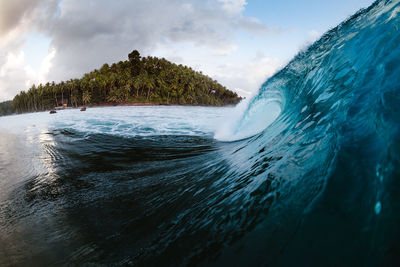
[1,0,400,266]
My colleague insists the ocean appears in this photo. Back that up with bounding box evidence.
[1,0,400,265]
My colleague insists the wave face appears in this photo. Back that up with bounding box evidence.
[1,0,400,266]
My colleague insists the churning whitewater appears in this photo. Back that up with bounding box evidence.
[1,0,400,265]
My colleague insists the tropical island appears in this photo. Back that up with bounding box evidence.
[0,50,242,116]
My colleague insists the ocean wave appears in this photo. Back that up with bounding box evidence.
[0,0,400,265]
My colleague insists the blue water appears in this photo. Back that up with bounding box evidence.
[1,0,400,265]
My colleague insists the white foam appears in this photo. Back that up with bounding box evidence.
[0,106,234,138]
[214,98,281,142]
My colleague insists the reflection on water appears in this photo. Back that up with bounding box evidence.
[1,0,400,264]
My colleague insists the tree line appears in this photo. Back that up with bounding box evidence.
[0,101,14,116]
[2,50,241,116]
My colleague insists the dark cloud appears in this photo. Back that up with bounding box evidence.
[0,0,40,35]
[0,0,57,36]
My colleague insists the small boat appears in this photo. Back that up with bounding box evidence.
[80,106,86,111]
[50,109,57,114]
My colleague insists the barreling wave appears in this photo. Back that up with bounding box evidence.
[1,0,400,266]
[212,0,400,264]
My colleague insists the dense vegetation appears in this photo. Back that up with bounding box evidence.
[4,50,241,115]
[0,101,14,116]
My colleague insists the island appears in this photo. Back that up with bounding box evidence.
[0,50,242,116]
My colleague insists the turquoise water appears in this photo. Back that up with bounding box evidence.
[1,0,400,265]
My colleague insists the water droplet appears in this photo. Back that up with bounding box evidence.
[376,164,381,177]
[375,201,382,215]
[376,164,383,182]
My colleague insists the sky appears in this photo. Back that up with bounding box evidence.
[0,0,375,101]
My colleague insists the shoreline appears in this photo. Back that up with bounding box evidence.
[89,102,237,108]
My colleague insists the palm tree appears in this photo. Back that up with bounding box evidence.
[133,76,142,98]
[144,75,155,101]
[82,90,91,105]
[37,84,44,110]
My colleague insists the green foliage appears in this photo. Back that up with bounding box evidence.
[11,49,242,114]
[82,90,91,104]
[0,101,14,116]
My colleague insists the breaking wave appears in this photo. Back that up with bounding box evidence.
[1,0,400,265]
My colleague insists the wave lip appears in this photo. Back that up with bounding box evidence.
[215,85,284,142]
[214,98,281,141]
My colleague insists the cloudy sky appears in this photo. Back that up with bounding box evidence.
[0,0,374,101]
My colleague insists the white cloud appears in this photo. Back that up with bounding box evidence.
[0,51,28,100]
[211,54,283,97]
[0,48,55,101]
[218,0,247,14]
[25,47,55,86]
[0,0,275,101]
[213,44,239,56]
[42,0,269,82]
[0,0,57,101]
